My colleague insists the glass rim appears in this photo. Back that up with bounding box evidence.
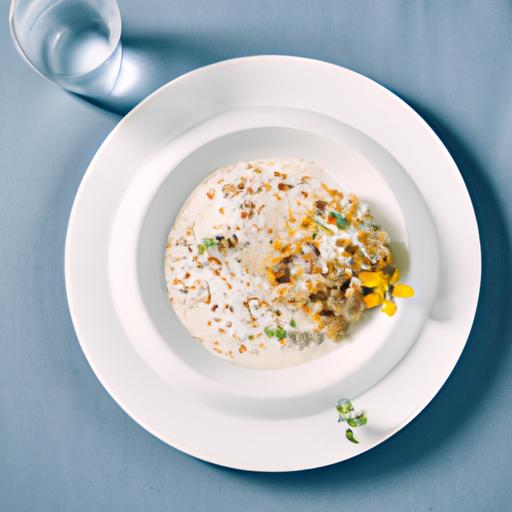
[9,0,47,78]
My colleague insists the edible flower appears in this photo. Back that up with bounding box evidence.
[392,284,415,298]
[359,268,414,316]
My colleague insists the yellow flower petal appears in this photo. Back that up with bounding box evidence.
[390,267,400,285]
[358,271,383,288]
[364,292,383,309]
[392,284,415,298]
[381,300,397,316]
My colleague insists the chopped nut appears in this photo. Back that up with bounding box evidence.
[222,183,236,197]
[274,267,291,283]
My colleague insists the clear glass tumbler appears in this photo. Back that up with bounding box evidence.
[9,0,122,97]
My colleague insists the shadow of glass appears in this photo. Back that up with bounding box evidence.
[197,99,512,487]
[74,31,222,115]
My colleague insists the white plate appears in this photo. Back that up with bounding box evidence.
[65,56,481,471]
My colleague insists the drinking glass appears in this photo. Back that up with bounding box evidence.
[9,0,122,97]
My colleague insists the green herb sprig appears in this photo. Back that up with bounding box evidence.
[336,398,368,444]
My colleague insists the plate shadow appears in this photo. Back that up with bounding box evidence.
[203,98,512,485]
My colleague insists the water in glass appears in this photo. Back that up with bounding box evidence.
[10,0,122,97]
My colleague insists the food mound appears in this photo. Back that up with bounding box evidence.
[165,159,414,368]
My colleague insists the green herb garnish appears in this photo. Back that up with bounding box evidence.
[264,326,274,338]
[329,211,349,229]
[275,326,286,340]
[345,429,359,444]
[290,319,297,328]
[347,412,367,428]
[264,325,287,340]
[337,398,367,443]
[198,238,219,254]
[336,398,354,416]
[312,231,318,240]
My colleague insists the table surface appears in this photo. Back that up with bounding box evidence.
[1,1,511,510]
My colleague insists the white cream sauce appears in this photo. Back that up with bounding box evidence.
[165,159,382,368]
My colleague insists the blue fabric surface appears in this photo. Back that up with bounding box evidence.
[1,1,511,510]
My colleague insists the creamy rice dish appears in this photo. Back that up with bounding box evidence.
[165,159,414,368]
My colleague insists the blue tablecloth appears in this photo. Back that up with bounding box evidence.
[1,1,511,510]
